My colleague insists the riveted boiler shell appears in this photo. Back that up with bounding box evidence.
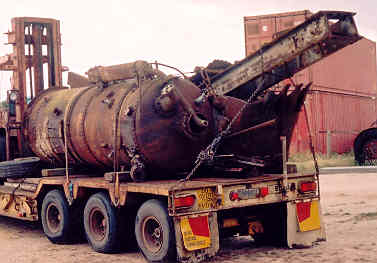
[130,78,215,176]
[24,87,81,164]
[24,78,215,176]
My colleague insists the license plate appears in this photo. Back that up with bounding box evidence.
[196,188,218,210]
[236,188,259,200]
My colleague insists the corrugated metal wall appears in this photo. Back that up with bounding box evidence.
[244,11,377,154]
[291,92,377,154]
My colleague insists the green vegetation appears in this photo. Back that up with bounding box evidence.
[0,100,8,110]
[354,212,377,221]
[289,151,356,173]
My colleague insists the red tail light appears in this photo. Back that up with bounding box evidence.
[258,187,269,197]
[299,181,317,193]
[175,195,196,208]
[229,191,239,201]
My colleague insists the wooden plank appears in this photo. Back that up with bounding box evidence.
[42,168,72,177]
[104,172,131,183]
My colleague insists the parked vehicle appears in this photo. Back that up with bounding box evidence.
[354,121,377,165]
[0,11,361,262]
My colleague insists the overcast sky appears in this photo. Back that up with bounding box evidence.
[0,0,376,92]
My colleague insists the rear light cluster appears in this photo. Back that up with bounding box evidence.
[174,195,196,208]
[299,181,317,193]
[229,187,269,201]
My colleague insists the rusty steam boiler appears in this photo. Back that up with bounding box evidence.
[24,61,306,181]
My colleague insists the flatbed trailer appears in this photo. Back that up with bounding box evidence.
[0,10,360,263]
[0,169,324,262]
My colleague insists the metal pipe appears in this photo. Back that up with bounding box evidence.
[225,119,277,139]
[171,85,208,128]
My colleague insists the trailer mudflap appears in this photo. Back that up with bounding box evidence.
[296,200,321,232]
[286,200,326,248]
[174,212,219,263]
[180,215,211,251]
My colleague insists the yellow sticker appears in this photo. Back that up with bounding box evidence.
[180,216,211,251]
[196,188,218,210]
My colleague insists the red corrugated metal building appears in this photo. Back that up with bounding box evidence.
[244,10,377,155]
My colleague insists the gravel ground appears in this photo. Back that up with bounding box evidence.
[0,173,376,263]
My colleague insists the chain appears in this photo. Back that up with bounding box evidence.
[180,80,265,183]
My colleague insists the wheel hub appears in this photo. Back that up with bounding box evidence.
[141,216,163,253]
[363,139,377,165]
[89,208,107,241]
[46,203,61,233]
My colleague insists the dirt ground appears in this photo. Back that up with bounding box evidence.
[0,172,376,263]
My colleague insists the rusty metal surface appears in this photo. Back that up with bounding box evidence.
[24,65,217,179]
[0,188,38,221]
[67,72,91,88]
[24,62,308,179]
[213,11,360,100]
[244,10,312,55]
[86,61,155,83]
[131,77,215,177]
[8,11,365,182]
[243,11,376,155]
[0,17,63,160]
[245,12,376,97]
[218,84,309,172]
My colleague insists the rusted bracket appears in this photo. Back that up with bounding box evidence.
[280,136,288,200]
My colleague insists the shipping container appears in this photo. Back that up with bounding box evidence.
[292,38,377,96]
[244,10,311,55]
[290,91,377,154]
[244,10,377,155]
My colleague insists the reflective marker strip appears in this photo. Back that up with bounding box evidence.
[296,200,321,232]
[180,215,211,251]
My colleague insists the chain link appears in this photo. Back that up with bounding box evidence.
[181,81,265,182]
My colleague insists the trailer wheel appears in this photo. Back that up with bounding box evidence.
[41,189,72,244]
[354,128,377,165]
[84,192,119,253]
[0,135,6,162]
[135,199,176,262]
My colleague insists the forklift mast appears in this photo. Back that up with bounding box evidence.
[0,17,63,160]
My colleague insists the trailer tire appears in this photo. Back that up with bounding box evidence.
[135,199,176,262]
[0,135,6,162]
[41,189,72,244]
[84,192,119,253]
[354,128,377,165]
